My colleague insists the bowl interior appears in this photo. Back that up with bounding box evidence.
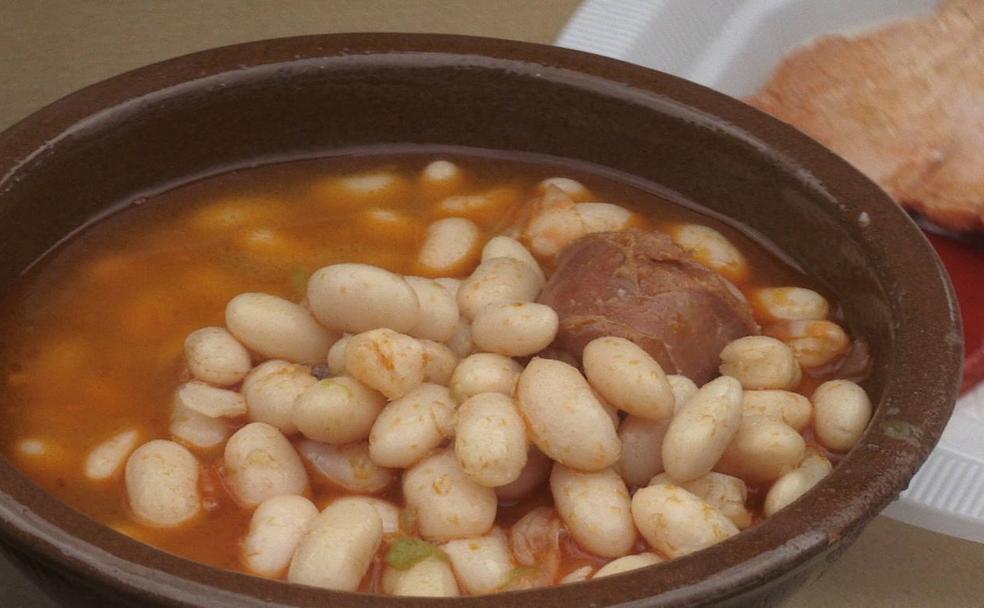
[0,34,961,607]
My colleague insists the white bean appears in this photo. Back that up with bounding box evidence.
[631,483,738,558]
[356,207,420,241]
[742,389,812,432]
[669,224,749,283]
[481,236,546,284]
[716,415,805,484]
[798,447,833,478]
[719,336,802,390]
[522,195,585,259]
[170,401,229,450]
[242,361,316,434]
[125,440,201,527]
[560,566,594,584]
[457,257,542,320]
[369,383,456,468]
[174,381,246,418]
[449,353,521,403]
[471,302,558,357]
[766,320,850,368]
[326,334,351,376]
[753,287,830,322]
[537,177,592,201]
[616,415,670,487]
[444,318,473,359]
[591,386,621,431]
[306,263,419,333]
[330,496,400,536]
[550,464,636,558]
[236,226,297,259]
[287,500,382,591]
[240,359,290,392]
[516,357,620,472]
[575,202,633,232]
[405,276,460,342]
[434,277,461,298]
[185,196,282,230]
[583,337,675,421]
[812,380,872,452]
[84,429,140,481]
[225,293,337,363]
[293,376,385,444]
[420,339,458,385]
[421,160,464,189]
[403,450,497,542]
[661,376,743,482]
[417,217,482,276]
[224,422,309,508]
[649,471,751,529]
[495,446,553,502]
[442,530,514,595]
[241,495,318,578]
[345,328,426,400]
[382,556,460,597]
[297,439,394,494]
[593,553,662,578]
[184,327,252,386]
[435,188,516,221]
[509,507,561,572]
[324,167,396,197]
[764,449,833,516]
[454,393,528,487]
[667,374,700,414]
[16,438,55,459]
[333,170,403,197]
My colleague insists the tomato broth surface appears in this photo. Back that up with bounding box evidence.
[0,148,860,592]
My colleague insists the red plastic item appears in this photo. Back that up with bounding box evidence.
[926,232,984,394]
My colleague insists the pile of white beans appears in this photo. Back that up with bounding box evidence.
[81,167,874,596]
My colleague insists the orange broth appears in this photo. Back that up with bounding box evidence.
[0,149,838,585]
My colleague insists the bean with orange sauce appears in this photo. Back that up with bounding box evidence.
[0,151,871,594]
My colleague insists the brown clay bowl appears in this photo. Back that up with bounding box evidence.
[0,34,962,607]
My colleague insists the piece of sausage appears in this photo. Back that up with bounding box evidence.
[538,230,758,384]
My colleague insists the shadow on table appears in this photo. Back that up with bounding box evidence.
[1,547,60,608]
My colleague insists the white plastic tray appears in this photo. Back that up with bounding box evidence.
[558,0,984,543]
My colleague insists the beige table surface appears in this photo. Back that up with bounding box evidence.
[2,1,982,607]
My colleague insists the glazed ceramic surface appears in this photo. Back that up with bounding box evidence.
[0,34,961,607]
